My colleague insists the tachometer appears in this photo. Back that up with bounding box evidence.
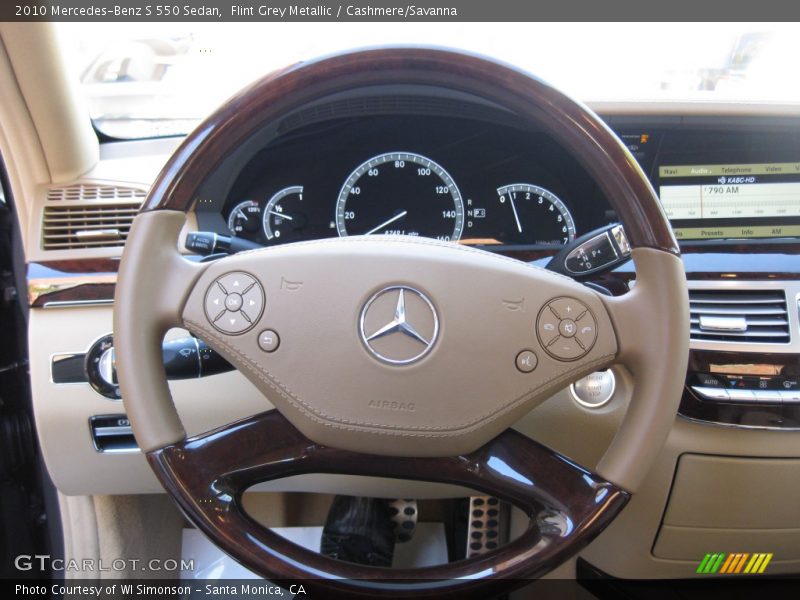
[495,184,576,245]
[335,152,464,241]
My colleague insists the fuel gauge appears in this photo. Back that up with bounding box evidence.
[262,185,307,242]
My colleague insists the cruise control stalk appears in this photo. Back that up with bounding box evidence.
[185,231,262,256]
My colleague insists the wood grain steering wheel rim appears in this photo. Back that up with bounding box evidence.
[114,48,689,598]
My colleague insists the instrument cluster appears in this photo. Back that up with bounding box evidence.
[195,114,614,252]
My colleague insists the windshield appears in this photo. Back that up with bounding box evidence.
[58,22,800,139]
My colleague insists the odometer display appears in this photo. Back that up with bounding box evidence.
[335,152,465,241]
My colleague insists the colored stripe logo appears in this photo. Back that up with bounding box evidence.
[696,552,773,574]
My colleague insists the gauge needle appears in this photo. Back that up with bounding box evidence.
[268,210,293,221]
[508,193,523,233]
[364,210,408,235]
[237,208,249,222]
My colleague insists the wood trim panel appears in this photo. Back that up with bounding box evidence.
[28,260,117,307]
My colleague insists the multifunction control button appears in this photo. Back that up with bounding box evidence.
[515,350,538,373]
[257,329,280,353]
[224,293,243,311]
[204,272,264,335]
[536,297,597,361]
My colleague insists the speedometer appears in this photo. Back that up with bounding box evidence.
[335,152,464,241]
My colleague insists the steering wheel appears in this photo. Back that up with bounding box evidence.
[114,48,688,598]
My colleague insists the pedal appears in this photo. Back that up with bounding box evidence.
[388,498,418,543]
[466,496,509,557]
[320,496,395,566]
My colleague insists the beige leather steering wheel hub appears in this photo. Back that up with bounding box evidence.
[114,48,689,598]
[180,236,618,456]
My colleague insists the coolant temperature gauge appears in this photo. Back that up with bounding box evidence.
[227,200,263,236]
[262,185,307,242]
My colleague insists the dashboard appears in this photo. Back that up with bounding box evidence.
[194,107,614,252]
[194,97,800,258]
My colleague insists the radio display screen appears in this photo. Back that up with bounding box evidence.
[658,162,800,240]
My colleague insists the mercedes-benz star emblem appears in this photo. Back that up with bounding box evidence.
[359,286,439,365]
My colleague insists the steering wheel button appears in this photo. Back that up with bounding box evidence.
[206,272,264,334]
[242,288,265,319]
[538,298,596,360]
[225,293,243,311]
[536,307,560,346]
[558,319,577,338]
[575,314,598,351]
[549,337,585,361]
[217,272,255,294]
[204,286,227,323]
[258,329,281,353]
[217,312,251,334]
[515,350,538,373]
[548,297,588,321]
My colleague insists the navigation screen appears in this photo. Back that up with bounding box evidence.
[659,162,800,240]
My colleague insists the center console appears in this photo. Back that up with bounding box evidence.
[682,281,800,429]
[612,123,800,431]
[576,120,800,577]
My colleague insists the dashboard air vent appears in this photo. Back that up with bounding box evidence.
[42,185,145,250]
[46,183,146,202]
[689,289,789,344]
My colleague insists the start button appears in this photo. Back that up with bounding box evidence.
[570,370,616,408]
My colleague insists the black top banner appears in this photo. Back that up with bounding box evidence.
[2,0,799,22]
